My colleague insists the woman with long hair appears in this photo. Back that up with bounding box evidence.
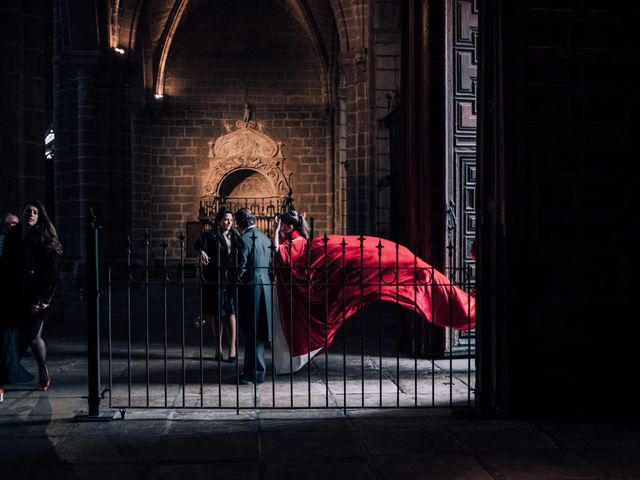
[0,200,62,401]
[272,210,475,373]
[195,207,242,362]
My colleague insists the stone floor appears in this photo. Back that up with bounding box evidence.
[96,289,477,411]
[2,299,640,479]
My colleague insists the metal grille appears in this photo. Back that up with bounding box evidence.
[85,216,475,416]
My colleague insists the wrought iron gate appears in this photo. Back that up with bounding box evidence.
[84,214,475,416]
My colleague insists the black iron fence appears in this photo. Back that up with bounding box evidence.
[85,214,475,417]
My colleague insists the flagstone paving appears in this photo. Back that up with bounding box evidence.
[2,297,639,479]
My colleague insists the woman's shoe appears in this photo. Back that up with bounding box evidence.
[39,364,51,391]
[225,356,236,363]
[212,353,225,362]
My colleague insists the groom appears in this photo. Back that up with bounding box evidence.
[234,208,273,385]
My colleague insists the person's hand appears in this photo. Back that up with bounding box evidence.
[199,250,210,266]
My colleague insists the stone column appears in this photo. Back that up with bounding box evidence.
[340,49,373,234]
[53,45,136,283]
[0,1,48,211]
[398,0,447,356]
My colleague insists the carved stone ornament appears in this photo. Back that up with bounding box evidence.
[202,118,292,198]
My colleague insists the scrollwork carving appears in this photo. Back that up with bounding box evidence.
[201,114,294,209]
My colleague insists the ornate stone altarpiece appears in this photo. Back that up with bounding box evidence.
[200,108,293,230]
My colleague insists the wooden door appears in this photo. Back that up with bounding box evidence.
[445,0,478,355]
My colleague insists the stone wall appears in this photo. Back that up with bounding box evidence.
[0,1,49,214]
[132,0,331,250]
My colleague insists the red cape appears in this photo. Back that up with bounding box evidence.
[275,233,475,356]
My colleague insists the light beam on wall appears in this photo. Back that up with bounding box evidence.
[44,127,54,160]
[110,0,122,49]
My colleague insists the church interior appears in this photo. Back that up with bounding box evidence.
[0,0,637,445]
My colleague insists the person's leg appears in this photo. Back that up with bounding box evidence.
[241,341,264,383]
[242,327,256,379]
[227,313,237,359]
[255,340,266,382]
[207,314,223,359]
[220,288,236,360]
[0,329,9,394]
[30,321,46,370]
[0,346,5,400]
[30,321,49,390]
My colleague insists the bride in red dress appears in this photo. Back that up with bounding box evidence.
[272,211,476,373]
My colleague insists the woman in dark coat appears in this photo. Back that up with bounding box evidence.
[195,207,242,362]
[0,200,61,401]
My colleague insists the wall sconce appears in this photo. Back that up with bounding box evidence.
[114,47,126,55]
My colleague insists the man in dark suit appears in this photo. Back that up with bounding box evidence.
[235,208,273,385]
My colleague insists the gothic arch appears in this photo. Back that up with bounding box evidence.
[107,0,145,50]
[145,0,334,99]
[329,0,350,53]
[153,0,189,97]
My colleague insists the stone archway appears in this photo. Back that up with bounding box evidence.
[200,107,294,233]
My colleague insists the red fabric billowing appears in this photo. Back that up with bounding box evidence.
[275,232,475,357]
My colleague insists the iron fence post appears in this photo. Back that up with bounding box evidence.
[86,209,101,416]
